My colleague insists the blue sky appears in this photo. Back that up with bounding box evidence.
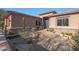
[3,8,79,16]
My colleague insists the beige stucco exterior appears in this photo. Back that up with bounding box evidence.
[40,11,79,35]
[11,14,37,29]
[4,12,41,34]
[49,14,79,34]
[4,10,79,35]
[49,14,79,29]
[4,15,12,30]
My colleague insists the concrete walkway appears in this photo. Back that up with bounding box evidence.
[0,29,11,51]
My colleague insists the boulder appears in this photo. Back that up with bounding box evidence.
[36,30,77,51]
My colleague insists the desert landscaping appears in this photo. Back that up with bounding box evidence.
[4,28,79,51]
[0,9,79,51]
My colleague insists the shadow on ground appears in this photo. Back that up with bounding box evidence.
[6,35,49,51]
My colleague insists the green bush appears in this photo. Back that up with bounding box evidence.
[47,28,54,32]
[27,37,33,44]
[61,32,73,36]
[72,35,79,43]
[68,33,73,36]
[65,32,69,35]
[31,28,37,32]
[61,32,65,36]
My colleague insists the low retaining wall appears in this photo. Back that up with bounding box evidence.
[54,28,79,35]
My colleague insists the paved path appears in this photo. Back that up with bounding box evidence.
[0,29,11,51]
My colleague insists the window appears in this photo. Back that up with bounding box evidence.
[36,20,41,26]
[57,17,69,26]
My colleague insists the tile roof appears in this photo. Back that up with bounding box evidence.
[40,10,79,17]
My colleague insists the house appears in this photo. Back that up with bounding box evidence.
[40,10,79,35]
[4,11,41,33]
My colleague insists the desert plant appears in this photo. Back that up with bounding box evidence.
[39,26,43,30]
[61,32,73,36]
[65,32,69,35]
[47,28,54,32]
[27,37,33,44]
[68,32,73,36]
[61,32,65,36]
[72,35,79,43]
[31,27,37,32]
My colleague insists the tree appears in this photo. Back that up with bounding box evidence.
[0,9,7,29]
[0,9,7,16]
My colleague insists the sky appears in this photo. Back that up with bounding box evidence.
[3,8,79,16]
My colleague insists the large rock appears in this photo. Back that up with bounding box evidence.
[35,30,78,51]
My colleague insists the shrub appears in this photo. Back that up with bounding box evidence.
[39,26,43,30]
[65,32,69,35]
[61,32,73,36]
[72,35,79,43]
[27,37,33,44]
[47,28,54,32]
[68,33,73,36]
[61,32,65,36]
[31,28,37,32]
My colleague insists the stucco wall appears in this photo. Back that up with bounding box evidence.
[11,14,37,29]
[4,15,12,30]
[48,13,79,34]
[49,13,79,29]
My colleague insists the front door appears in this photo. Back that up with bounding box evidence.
[44,20,49,29]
